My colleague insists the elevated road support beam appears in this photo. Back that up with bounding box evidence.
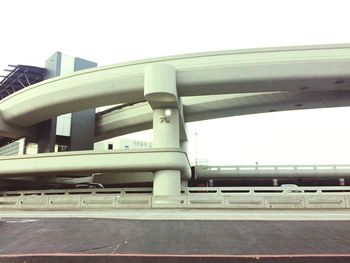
[183,90,350,122]
[0,114,35,139]
[95,102,152,141]
[93,172,154,185]
[0,149,191,179]
[4,88,350,142]
[1,44,350,129]
[95,90,350,142]
[1,172,154,188]
[0,175,93,189]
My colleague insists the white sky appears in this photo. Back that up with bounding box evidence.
[1,0,350,165]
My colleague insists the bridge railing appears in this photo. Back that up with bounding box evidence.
[195,165,350,178]
[2,186,350,209]
[198,164,350,171]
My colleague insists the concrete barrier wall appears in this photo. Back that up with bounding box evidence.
[2,186,350,210]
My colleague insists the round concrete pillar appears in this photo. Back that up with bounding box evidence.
[181,179,188,189]
[154,170,181,196]
[152,108,181,196]
[180,121,189,190]
[145,64,183,196]
[152,108,179,148]
[180,140,188,153]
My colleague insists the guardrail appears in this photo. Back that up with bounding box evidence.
[200,164,350,170]
[2,186,350,209]
[195,165,350,178]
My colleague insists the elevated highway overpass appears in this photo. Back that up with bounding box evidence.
[95,90,350,141]
[1,44,350,138]
[1,44,350,195]
[2,89,350,142]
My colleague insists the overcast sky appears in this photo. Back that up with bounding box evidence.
[1,0,350,165]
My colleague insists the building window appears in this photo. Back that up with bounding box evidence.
[57,145,68,152]
[108,143,113,150]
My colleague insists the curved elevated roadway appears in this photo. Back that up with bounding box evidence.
[96,90,350,141]
[0,148,191,179]
[1,44,350,138]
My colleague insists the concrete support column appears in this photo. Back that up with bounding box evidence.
[152,108,179,148]
[154,170,181,195]
[181,179,188,189]
[145,64,181,196]
[180,138,189,189]
[180,139,188,153]
[152,108,181,196]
